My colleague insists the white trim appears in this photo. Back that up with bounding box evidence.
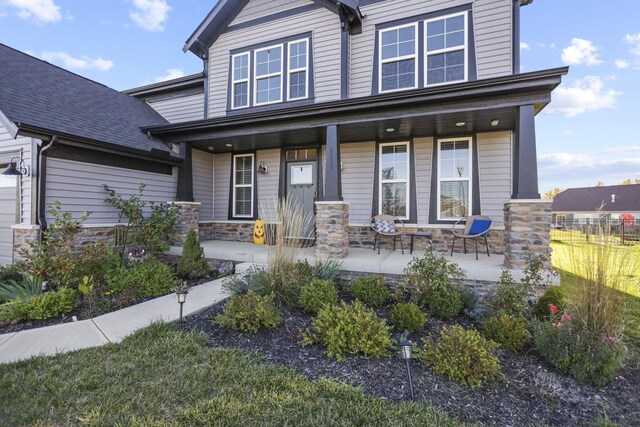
[286,38,309,101]
[508,199,550,204]
[231,52,250,110]
[378,23,419,94]
[424,11,468,87]
[378,141,410,220]
[232,153,255,218]
[437,137,473,221]
[253,44,284,106]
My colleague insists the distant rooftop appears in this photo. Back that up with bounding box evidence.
[552,184,640,213]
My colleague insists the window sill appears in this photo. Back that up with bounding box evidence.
[226,98,315,116]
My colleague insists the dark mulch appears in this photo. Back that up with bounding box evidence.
[186,299,640,427]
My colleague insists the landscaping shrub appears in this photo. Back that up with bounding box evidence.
[298,279,338,313]
[0,274,42,302]
[75,242,119,287]
[423,281,464,320]
[482,313,530,352]
[347,276,390,308]
[533,286,566,320]
[313,259,342,281]
[0,287,77,322]
[420,325,501,388]
[214,291,282,333]
[302,300,393,361]
[485,269,532,318]
[176,228,209,280]
[108,258,180,303]
[0,263,23,284]
[223,267,271,295]
[389,302,426,332]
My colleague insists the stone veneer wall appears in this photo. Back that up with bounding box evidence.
[199,222,255,242]
[315,202,350,259]
[168,202,200,246]
[347,225,505,254]
[503,200,552,268]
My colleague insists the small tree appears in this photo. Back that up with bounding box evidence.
[176,228,209,279]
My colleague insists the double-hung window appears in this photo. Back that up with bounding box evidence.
[231,53,250,109]
[437,138,472,220]
[426,13,467,85]
[233,154,255,218]
[379,24,418,93]
[379,142,410,219]
[287,39,308,100]
[254,45,283,105]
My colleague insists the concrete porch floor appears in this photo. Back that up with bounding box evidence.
[170,240,537,283]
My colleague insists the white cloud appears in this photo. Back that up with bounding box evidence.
[545,76,621,118]
[154,68,185,82]
[600,146,640,154]
[561,38,602,66]
[614,59,630,69]
[625,33,640,57]
[538,152,640,186]
[129,0,171,32]
[561,130,574,135]
[4,0,62,24]
[41,51,114,71]
[520,42,530,51]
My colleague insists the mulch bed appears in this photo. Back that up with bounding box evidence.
[185,297,640,427]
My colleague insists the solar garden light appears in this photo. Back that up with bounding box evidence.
[175,282,189,322]
[399,337,415,400]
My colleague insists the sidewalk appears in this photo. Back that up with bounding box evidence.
[0,277,231,364]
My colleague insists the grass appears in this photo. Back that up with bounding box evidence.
[0,323,468,427]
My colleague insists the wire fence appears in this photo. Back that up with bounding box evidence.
[551,219,640,246]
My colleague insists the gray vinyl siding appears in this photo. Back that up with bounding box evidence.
[232,0,310,25]
[208,7,341,118]
[0,123,32,224]
[213,153,231,220]
[147,93,205,123]
[341,142,374,225]
[193,149,214,221]
[414,137,433,225]
[477,131,512,226]
[350,0,512,98]
[45,158,177,224]
[256,149,280,221]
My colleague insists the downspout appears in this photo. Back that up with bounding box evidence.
[36,136,57,232]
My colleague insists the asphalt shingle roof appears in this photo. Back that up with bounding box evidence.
[0,43,173,156]
[552,184,640,212]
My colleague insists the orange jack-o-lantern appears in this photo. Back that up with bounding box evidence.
[253,220,266,245]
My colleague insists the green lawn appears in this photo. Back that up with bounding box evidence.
[0,323,468,427]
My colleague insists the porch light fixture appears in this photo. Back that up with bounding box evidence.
[225,143,233,147]
[176,287,188,322]
[257,161,268,174]
[491,119,500,127]
[208,146,214,151]
[1,157,29,177]
[386,128,395,133]
[456,122,466,127]
[399,337,415,400]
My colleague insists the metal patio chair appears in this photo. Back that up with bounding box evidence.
[371,214,405,254]
[450,215,492,260]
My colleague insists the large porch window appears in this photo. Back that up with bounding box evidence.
[379,141,410,219]
[232,153,254,218]
[437,137,472,220]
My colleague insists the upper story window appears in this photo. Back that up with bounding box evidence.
[426,13,467,85]
[379,24,418,92]
[254,45,283,105]
[288,39,308,100]
[232,53,250,109]
[437,137,472,220]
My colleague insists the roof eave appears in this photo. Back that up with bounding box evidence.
[123,73,205,96]
[0,109,19,139]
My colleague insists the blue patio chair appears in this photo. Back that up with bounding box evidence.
[450,215,492,260]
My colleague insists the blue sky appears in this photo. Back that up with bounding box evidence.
[0,0,639,193]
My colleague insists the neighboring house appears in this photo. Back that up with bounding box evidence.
[551,184,640,225]
[1,0,567,268]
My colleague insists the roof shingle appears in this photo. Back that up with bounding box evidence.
[552,184,640,212]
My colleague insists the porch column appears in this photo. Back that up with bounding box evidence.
[513,105,540,199]
[168,201,201,246]
[176,142,194,202]
[324,125,342,201]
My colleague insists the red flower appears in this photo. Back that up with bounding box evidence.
[561,314,570,321]
[548,304,558,314]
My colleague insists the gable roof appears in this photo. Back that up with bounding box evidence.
[0,43,177,161]
[552,184,640,213]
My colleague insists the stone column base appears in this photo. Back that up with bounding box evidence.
[504,199,552,268]
[315,202,349,259]
[168,202,201,246]
[12,225,41,263]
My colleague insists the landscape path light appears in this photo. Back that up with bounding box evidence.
[176,286,189,322]
[399,337,415,400]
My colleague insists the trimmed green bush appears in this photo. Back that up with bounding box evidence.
[108,258,180,303]
[389,302,426,332]
[0,287,77,322]
[348,276,390,308]
[420,325,501,388]
[482,313,531,352]
[533,286,566,320]
[215,291,282,333]
[302,300,393,361]
[486,269,532,318]
[176,229,209,279]
[298,279,338,313]
[424,282,464,320]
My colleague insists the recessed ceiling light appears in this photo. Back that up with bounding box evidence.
[386,128,395,133]
[491,119,500,127]
[456,122,466,127]
[225,143,233,147]
[207,146,214,151]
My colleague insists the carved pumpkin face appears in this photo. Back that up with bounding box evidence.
[253,220,266,245]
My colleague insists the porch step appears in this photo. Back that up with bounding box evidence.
[235,262,267,275]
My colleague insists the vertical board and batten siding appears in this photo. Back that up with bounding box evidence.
[414,137,433,225]
[231,0,310,25]
[147,93,205,123]
[477,131,512,226]
[45,158,177,224]
[341,142,374,225]
[0,123,32,224]
[257,149,281,221]
[208,6,341,118]
[213,153,231,220]
[350,0,512,98]
[193,149,214,221]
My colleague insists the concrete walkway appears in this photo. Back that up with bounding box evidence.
[0,277,231,365]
